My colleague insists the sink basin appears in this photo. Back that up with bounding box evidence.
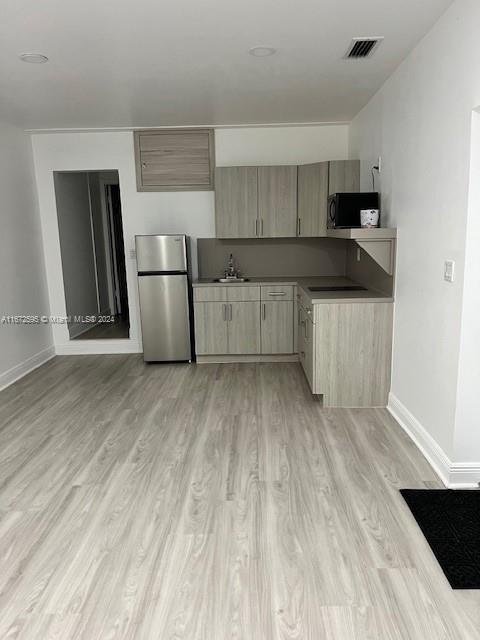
[213,278,250,283]
[308,285,367,292]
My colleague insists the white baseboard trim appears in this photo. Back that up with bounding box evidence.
[448,464,480,488]
[55,340,142,355]
[387,392,480,488]
[0,345,56,392]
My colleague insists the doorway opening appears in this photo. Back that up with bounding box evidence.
[53,170,130,340]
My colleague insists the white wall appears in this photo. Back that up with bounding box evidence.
[216,124,349,166]
[0,120,53,388]
[349,0,480,479]
[454,109,480,463]
[32,124,349,355]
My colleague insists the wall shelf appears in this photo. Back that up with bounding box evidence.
[326,227,397,240]
[327,228,397,275]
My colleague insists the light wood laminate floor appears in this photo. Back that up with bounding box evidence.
[0,356,479,639]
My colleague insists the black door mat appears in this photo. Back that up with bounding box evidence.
[400,489,480,589]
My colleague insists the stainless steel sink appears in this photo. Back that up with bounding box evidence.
[213,278,250,283]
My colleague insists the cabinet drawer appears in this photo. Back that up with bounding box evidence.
[194,287,228,302]
[261,285,294,301]
[226,286,260,302]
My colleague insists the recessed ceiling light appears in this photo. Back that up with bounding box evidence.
[249,46,276,57]
[19,53,49,64]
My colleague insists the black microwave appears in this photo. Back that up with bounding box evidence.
[327,192,379,229]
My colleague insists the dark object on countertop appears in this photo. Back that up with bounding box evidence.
[328,192,379,229]
[308,285,367,292]
[400,489,480,589]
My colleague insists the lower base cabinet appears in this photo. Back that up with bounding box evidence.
[194,301,260,355]
[298,300,393,408]
[194,285,295,356]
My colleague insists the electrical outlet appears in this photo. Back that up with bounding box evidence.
[444,260,455,282]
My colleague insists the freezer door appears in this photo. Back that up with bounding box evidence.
[135,235,187,273]
[138,274,191,361]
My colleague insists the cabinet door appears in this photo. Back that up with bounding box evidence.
[298,307,315,391]
[297,162,329,237]
[134,129,214,192]
[298,306,306,369]
[261,301,294,354]
[328,160,360,195]
[303,315,315,391]
[194,302,228,355]
[258,166,297,237]
[228,302,260,354]
[215,167,258,238]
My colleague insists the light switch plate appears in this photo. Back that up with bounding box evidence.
[444,260,455,282]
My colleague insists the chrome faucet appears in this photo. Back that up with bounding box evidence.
[224,253,240,279]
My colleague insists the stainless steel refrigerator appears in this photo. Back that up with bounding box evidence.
[135,235,194,362]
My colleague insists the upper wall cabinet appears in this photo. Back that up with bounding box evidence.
[328,159,360,195]
[214,165,297,238]
[214,159,360,239]
[134,129,215,192]
[258,166,297,238]
[297,162,329,237]
[215,167,258,238]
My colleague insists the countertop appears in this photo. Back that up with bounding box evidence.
[193,276,394,304]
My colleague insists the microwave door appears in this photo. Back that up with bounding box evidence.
[328,198,336,228]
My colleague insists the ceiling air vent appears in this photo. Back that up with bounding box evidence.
[344,37,383,59]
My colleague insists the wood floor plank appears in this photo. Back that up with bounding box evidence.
[0,356,479,639]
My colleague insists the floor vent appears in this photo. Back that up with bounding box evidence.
[344,37,383,59]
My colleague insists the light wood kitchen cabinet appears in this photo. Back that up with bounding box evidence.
[134,129,215,192]
[215,167,258,238]
[328,160,360,195]
[297,162,329,237]
[214,165,297,239]
[297,297,393,407]
[226,286,260,302]
[314,302,392,407]
[261,301,294,354]
[298,305,315,388]
[194,285,295,357]
[194,300,260,355]
[228,302,261,354]
[257,166,298,237]
[194,302,228,355]
[214,160,361,239]
[194,286,261,356]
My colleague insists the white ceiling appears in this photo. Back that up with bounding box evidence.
[1,0,452,130]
